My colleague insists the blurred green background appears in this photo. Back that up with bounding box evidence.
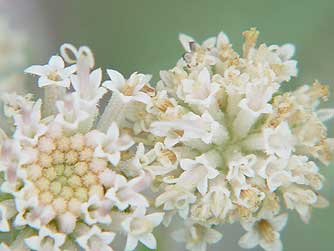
[1,0,334,250]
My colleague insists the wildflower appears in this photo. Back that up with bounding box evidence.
[177,67,220,108]
[155,185,197,219]
[76,225,115,251]
[103,70,152,104]
[0,27,332,251]
[0,44,163,250]
[25,56,76,88]
[239,213,288,251]
[172,222,222,251]
[122,207,164,251]
[148,29,332,251]
[174,153,220,195]
[24,227,66,251]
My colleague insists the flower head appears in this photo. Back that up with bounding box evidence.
[0,28,332,251]
[0,44,163,251]
[146,28,332,251]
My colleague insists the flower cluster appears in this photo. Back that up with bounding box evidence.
[148,28,333,251]
[0,28,333,251]
[0,45,164,251]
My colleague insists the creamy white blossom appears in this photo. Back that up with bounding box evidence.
[239,213,288,251]
[24,227,66,251]
[0,28,332,251]
[0,44,163,251]
[122,207,164,251]
[103,70,152,104]
[76,225,115,251]
[172,222,222,251]
[25,56,76,88]
[147,28,332,251]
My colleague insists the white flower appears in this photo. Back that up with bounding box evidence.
[1,93,34,118]
[207,177,233,219]
[94,123,134,165]
[292,80,328,109]
[179,33,218,66]
[239,213,288,251]
[288,155,324,190]
[234,184,265,211]
[178,67,220,108]
[248,43,297,82]
[147,29,330,251]
[155,185,197,219]
[282,185,322,223]
[14,204,55,229]
[146,90,178,115]
[244,122,295,158]
[55,94,89,130]
[105,174,149,210]
[70,68,107,106]
[259,156,293,192]
[0,44,157,251]
[119,142,147,177]
[12,99,47,145]
[179,33,216,53]
[122,207,164,251]
[175,153,220,195]
[103,70,152,104]
[233,82,275,138]
[76,225,115,251]
[172,222,222,251]
[1,27,332,251]
[293,114,327,147]
[138,142,179,177]
[263,122,296,158]
[226,152,256,184]
[24,227,66,251]
[81,195,113,225]
[191,176,233,221]
[25,56,76,88]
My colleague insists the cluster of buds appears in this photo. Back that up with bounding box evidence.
[0,28,333,251]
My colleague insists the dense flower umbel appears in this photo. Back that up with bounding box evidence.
[148,29,333,251]
[0,45,164,251]
[0,28,333,251]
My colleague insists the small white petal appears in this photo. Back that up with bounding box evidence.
[125,235,139,251]
[238,231,260,249]
[140,233,157,249]
[48,55,65,69]
[105,69,125,89]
